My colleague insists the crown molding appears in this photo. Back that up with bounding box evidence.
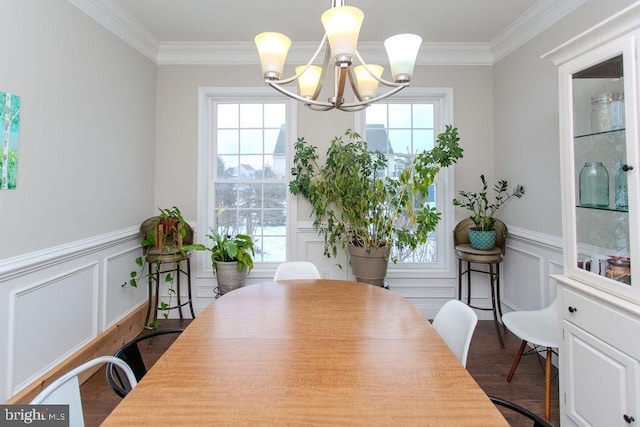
[157,41,493,66]
[490,0,587,63]
[415,43,493,66]
[543,0,640,65]
[66,0,159,62]
[69,0,585,66]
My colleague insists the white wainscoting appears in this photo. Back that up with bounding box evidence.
[0,227,144,402]
[10,262,98,393]
[0,222,564,402]
[505,226,564,312]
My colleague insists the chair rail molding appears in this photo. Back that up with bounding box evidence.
[0,226,140,281]
[507,225,563,254]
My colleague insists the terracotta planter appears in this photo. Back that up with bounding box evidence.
[348,244,390,287]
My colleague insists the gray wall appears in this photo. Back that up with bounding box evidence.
[0,0,157,259]
[0,0,156,401]
[493,0,638,236]
[155,64,495,223]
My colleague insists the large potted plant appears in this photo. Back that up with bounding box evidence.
[189,230,255,296]
[452,174,525,249]
[289,126,463,286]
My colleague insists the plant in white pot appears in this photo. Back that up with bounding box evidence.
[452,174,525,249]
[189,230,255,296]
[289,126,463,286]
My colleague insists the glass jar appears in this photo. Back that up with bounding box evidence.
[579,162,609,208]
[591,93,625,133]
[615,161,628,209]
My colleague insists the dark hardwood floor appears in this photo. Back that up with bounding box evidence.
[80,319,559,426]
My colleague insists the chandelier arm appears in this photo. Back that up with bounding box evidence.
[269,35,329,86]
[271,78,408,112]
[307,104,336,112]
[338,104,370,112]
[339,82,410,109]
[266,81,334,108]
[310,46,332,101]
[354,50,408,87]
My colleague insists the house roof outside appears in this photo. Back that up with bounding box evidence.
[272,124,394,156]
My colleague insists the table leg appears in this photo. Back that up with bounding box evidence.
[457,258,463,301]
[495,262,505,331]
[489,263,505,348]
[187,257,195,318]
[176,261,184,320]
[153,265,160,326]
[466,261,472,305]
[144,262,153,328]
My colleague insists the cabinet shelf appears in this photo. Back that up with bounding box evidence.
[574,128,625,140]
[576,204,628,213]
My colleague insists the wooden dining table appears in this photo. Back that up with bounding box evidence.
[102,279,508,426]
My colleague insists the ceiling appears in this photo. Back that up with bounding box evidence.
[111,0,539,44]
[74,0,586,64]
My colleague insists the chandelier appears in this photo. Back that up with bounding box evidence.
[254,1,422,112]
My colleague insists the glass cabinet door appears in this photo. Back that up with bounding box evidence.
[571,54,632,288]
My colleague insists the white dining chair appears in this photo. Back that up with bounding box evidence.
[274,261,322,280]
[432,299,478,367]
[502,297,559,421]
[31,356,138,427]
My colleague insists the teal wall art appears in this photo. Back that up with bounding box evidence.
[0,91,20,190]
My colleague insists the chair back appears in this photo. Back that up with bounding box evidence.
[453,218,508,254]
[488,396,553,426]
[31,356,137,427]
[432,300,478,367]
[274,261,322,280]
[106,328,184,398]
[502,296,559,349]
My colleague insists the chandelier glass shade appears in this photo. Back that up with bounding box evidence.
[254,1,422,112]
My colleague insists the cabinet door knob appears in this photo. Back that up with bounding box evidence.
[623,414,635,423]
[622,164,634,172]
[568,306,578,313]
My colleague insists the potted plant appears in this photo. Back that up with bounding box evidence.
[123,206,193,328]
[189,230,255,296]
[452,174,525,249]
[124,206,191,287]
[289,126,463,286]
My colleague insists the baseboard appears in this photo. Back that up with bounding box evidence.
[7,302,148,404]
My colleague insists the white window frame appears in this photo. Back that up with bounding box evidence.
[355,88,456,278]
[197,87,297,279]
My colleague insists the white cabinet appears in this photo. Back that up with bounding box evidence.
[545,2,640,426]
[558,281,640,426]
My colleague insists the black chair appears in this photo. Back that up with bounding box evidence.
[106,328,184,397]
[489,396,554,427]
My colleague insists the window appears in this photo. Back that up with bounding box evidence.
[357,90,454,269]
[199,89,295,265]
